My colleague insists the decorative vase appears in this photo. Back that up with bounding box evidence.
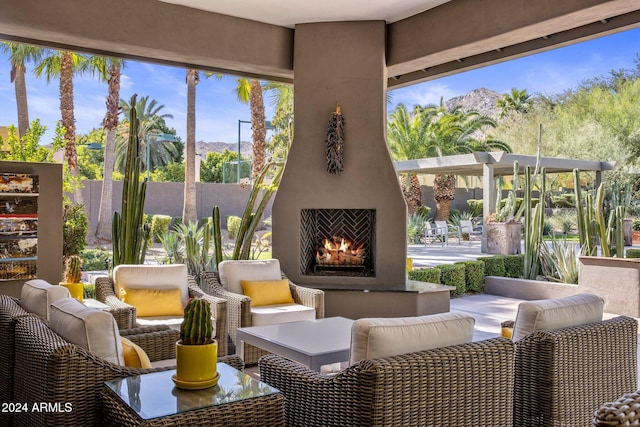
[59,282,84,302]
[174,340,218,390]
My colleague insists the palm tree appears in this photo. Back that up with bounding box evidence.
[263,81,294,161]
[497,88,532,117]
[387,103,432,215]
[95,58,123,241]
[182,68,199,223]
[234,78,267,179]
[0,42,43,142]
[116,96,177,172]
[34,49,105,206]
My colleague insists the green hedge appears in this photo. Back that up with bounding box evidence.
[458,260,485,293]
[150,214,172,243]
[503,254,525,278]
[81,248,111,271]
[437,264,466,297]
[627,249,640,259]
[408,268,441,284]
[227,216,242,239]
[478,256,506,277]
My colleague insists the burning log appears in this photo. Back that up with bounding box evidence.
[325,104,345,175]
[316,236,365,266]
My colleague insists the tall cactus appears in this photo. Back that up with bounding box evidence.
[180,298,214,345]
[523,166,546,279]
[112,94,150,267]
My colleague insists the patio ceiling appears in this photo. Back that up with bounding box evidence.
[394,152,616,177]
[1,0,640,86]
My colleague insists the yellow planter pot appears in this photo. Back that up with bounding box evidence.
[174,340,218,389]
[59,282,84,302]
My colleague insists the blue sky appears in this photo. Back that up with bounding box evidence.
[1,27,639,145]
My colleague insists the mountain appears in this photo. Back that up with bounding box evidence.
[196,141,253,158]
[444,88,502,119]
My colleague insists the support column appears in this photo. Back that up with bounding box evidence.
[481,162,495,253]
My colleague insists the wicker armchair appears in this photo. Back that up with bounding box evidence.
[12,315,243,427]
[201,269,324,365]
[259,337,515,427]
[95,273,228,357]
[513,316,638,427]
[594,390,640,426]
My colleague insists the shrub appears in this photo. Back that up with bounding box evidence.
[478,256,506,277]
[459,260,485,293]
[63,203,88,257]
[227,216,242,239]
[83,282,96,299]
[543,220,553,236]
[407,213,427,244]
[626,248,640,259]
[503,254,525,278]
[408,268,441,284]
[437,264,466,296]
[633,219,640,231]
[467,200,483,218]
[81,248,111,271]
[169,216,183,230]
[150,215,172,242]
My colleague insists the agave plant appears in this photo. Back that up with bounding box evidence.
[539,237,581,284]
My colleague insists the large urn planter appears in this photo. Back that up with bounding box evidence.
[485,222,522,255]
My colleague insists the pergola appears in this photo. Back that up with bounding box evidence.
[395,151,616,251]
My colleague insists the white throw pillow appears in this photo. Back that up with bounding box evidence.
[512,293,604,341]
[20,279,70,320]
[349,312,475,365]
[218,259,282,295]
[113,264,189,307]
[49,298,124,365]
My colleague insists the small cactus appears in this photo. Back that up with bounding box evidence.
[63,255,83,283]
[180,298,214,345]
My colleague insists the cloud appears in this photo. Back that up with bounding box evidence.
[389,82,460,109]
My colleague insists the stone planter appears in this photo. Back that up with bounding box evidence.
[485,222,522,255]
[578,256,640,317]
[484,276,579,300]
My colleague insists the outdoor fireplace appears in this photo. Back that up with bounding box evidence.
[300,209,375,277]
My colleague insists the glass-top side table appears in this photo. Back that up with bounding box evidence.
[102,363,283,427]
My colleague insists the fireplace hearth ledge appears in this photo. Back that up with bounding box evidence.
[321,281,455,319]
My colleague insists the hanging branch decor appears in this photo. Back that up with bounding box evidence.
[325,104,345,175]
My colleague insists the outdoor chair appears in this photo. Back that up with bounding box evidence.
[504,294,638,426]
[259,312,515,427]
[11,298,243,427]
[459,219,483,242]
[424,220,460,246]
[201,259,324,365]
[95,264,229,356]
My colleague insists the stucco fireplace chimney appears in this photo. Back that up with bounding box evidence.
[273,21,407,290]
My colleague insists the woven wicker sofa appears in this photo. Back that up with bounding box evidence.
[201,260,324,364]
[95,265,229,356]
[513,316,638,427]
[11,312,243,427]
[259,337,515,427]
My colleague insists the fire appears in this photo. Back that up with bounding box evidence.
[316,236,365,266]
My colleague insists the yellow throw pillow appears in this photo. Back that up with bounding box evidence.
[241,279,294,307]
[120,288,184,317]
[120,337,152,368]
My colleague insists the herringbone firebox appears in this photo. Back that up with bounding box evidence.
[300,208,376,277]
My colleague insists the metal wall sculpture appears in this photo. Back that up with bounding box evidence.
[0,174,38,280]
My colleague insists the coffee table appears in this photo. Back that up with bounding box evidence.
[101,362,284,426]
[236,316,354,371]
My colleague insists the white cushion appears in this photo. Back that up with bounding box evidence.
[512,293,604,341]
[251,303,316,326]
[113,264,189,307]
[218,259,282,295]
[20,279,70,320]
[349,312,475,365]
[136,315,217,336]
[49,298,124,365]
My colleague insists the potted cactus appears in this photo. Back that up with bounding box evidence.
[60,255,84,302]
[173,298,218,389]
